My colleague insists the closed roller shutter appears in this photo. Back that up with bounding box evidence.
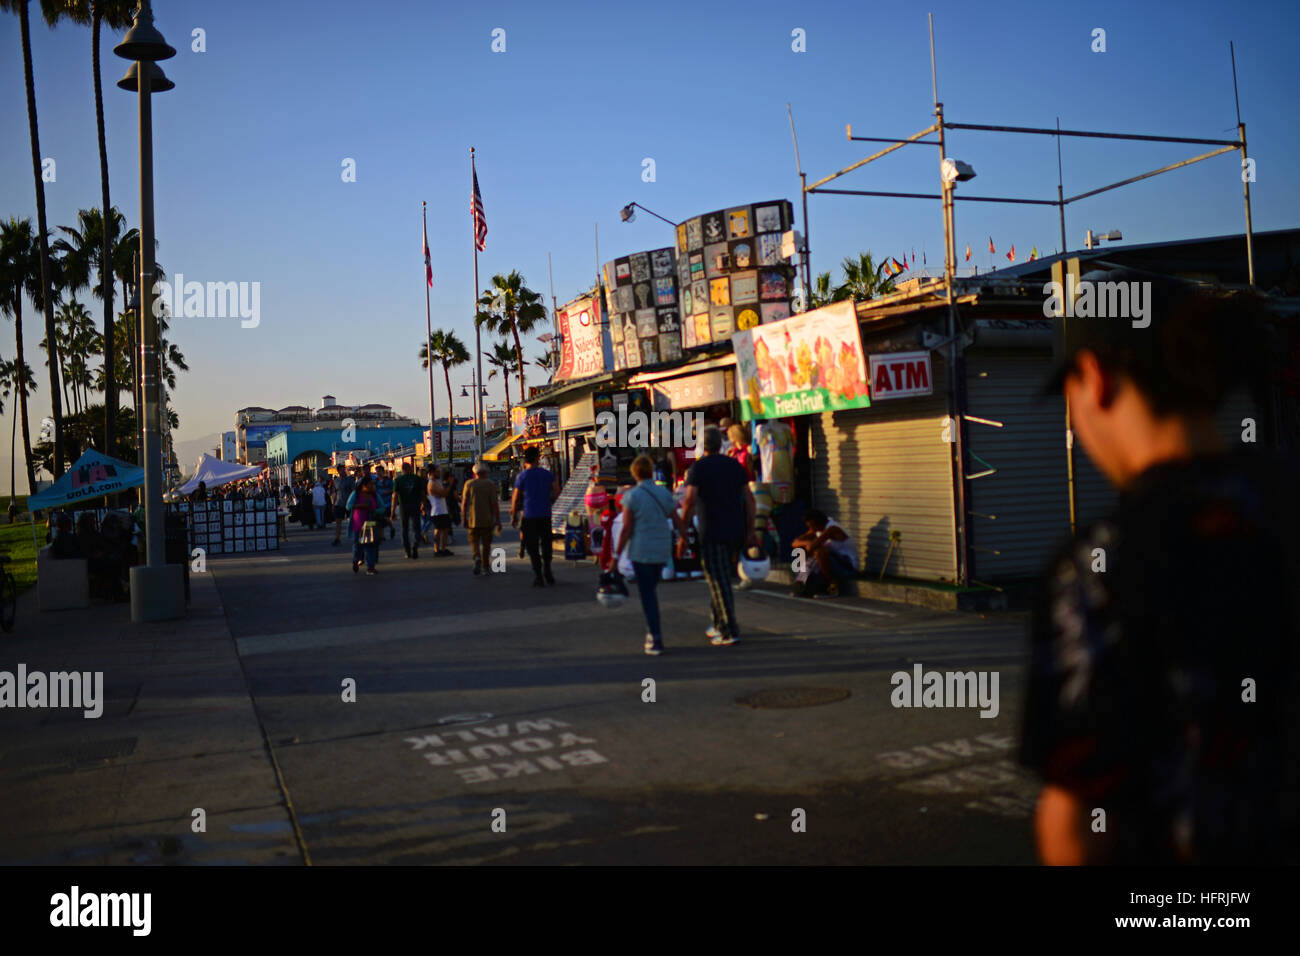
[965,354,1264,582]
[810,353,956,582]
[965,350,1079,582]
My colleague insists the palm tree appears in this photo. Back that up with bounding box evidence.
[48,299,97,414]
[475,271,547,405]
[485,340,518,415]
[0,358,36,509]
[0,216,42,494]
[2,0,69,477]
[833,252,896,302]
[806,272,835,310]
[533,350,557,381]
[56,1,136,456]
[52,206,126,417]
[421,330,470,465]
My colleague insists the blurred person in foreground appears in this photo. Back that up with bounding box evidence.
[1022,271,1299,865]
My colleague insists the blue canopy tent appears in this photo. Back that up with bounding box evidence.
[27,448,145,551]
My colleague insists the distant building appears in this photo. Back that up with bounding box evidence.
[234,395,419,466]
[221,431,237,461]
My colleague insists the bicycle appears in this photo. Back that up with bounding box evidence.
[0,551,16,632]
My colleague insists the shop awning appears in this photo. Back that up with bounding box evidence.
[482,431,523,462]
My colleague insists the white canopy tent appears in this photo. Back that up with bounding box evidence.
[175,454,262,496]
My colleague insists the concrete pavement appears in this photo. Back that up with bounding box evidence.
[1,522,1038,865]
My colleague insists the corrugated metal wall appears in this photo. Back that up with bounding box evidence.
[965,352,1262,582]
[965,350,1090,581]
[810,353,957,583]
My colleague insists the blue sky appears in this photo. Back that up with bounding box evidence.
[2,0,1298,477]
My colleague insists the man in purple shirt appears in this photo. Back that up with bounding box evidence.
[510,445,560,587]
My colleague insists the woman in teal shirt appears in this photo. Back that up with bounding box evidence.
[615,455,686,656]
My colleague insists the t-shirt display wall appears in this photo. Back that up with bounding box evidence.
[172,498,280,554]
[604,199,796,372]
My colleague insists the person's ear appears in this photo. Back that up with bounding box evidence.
[1068,349,1118,410]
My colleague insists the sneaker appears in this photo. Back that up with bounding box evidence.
[705,626,722,641]
[710,631,738,646]
[543,567,555,585]
[825,581,840,597]
[366,567,378,575]
[644,635,663,656]
[473,563,482,576]
[353,560,360,574]
[439,549,455,557]
[531,576,545,588]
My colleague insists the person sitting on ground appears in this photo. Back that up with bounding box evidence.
[791,508,858,597]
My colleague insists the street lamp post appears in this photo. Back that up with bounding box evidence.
[116,0,183,622]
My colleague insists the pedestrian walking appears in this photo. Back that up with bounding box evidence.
[1022,274,1299,865]
[420,464,437,546]
[393,461,425,559]
[312,478,327,529]
[680,425,758,646]
[583,464,608,557]
[374,465,395,540]
[511,444,560,587]
[426,467,454,556]
[332,468,356,546]
[346,474,383,574]
[615,455,687,655]
[461,460,502,575]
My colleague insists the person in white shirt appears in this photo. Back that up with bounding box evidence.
[791,508,858,597]
[311,480,327,529]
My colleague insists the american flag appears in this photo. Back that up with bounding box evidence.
[422,219,433,287]
[472,168,487,252]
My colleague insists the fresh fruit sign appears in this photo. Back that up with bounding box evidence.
[731,300,871,421]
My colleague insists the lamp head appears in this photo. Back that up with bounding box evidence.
[620,204,636,223]
[117,60,175,93]
[113,2,176,62]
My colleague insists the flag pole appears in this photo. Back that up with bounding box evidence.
[423,201,436,466]
[472,147,485,458]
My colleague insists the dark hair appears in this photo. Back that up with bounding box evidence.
[523,446,539,464]
[1083,283,1271,418]
[803,508,827,527]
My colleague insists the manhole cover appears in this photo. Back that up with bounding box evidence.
[736,687,851,709]
[436,712,493,726]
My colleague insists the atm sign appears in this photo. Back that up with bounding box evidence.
[869,351,933,400]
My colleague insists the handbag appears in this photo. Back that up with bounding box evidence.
[359,519,379,544]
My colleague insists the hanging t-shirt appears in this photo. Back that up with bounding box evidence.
[756,420,795,502]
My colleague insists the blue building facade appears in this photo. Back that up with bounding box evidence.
[266,425,425,484]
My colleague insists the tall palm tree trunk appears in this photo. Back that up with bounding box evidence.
[443,364,454,467]
[18,0,65,478]
[18,1,65,478]
[12,297,36,495]
[9,390,16,506]
[93,6,116,455]
[512,321,526,406]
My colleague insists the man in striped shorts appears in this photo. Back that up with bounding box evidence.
[681,426,758,646]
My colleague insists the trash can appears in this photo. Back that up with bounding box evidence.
[164,511,191,601]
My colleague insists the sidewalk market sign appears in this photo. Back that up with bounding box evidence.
[555,289,610,381]
[731,300,871,421]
